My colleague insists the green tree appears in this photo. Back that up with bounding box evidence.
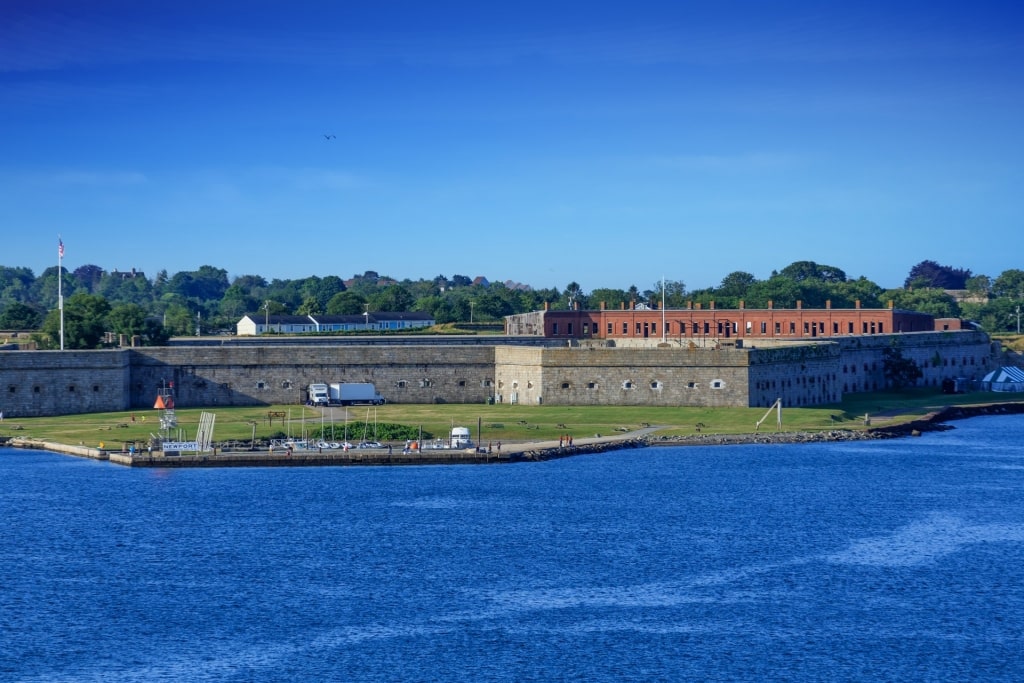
[0,301,43,329]
[326,291,367,315]
[965,275,991,300]
[107,303,149,337]
[368,284,415,312]
[717,271,758,299]
[778,261,848,283]
[161,303,195,337]
[299,275,346,312]
[296,294,323,316]
[646,279,687,308]
[40,292,111,349]
[904,260,972,289]
[72,264,104,293]
[166,265,230,301]
[881,288,960,318]
[991,269,1024,300]
[830,277,883,309]
[589,288,630,311]
[882,343,923,389]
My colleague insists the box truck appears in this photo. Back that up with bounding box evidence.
[328,382,386,406]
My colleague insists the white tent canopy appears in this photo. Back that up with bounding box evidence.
[981,366,1024,392]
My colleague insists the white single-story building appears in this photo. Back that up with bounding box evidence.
[237,312,436,336]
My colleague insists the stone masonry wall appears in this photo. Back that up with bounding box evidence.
[0,350,131,418]
[0,331,996,417]
[831,331,995,394]
[127,345,497,408]
[495,345,755,407]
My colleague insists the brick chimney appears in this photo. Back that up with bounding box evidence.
[826,300,831,309]
[796,300,802,309]
[767,300,773,310]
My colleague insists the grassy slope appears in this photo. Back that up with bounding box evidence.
[3,389,1022,450]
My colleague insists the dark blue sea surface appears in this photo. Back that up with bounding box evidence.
[3,415,1024,682]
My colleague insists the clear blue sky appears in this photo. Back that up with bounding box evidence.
[2,1,1022,293]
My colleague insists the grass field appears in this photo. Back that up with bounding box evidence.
[2,389,1021,450]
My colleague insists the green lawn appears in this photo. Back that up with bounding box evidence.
[3,389,1021,450]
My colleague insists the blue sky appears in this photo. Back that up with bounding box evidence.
[2,1,1022,293]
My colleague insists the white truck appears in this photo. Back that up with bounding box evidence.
[328,382,386,406]
[307,383,330,406]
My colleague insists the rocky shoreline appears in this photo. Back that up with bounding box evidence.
[650,401,1024,448]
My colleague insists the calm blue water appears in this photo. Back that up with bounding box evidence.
[3,415,1024,682]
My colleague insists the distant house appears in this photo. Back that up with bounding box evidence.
[236,312,435,336]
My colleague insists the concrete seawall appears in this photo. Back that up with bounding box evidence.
[6,401,1022,467]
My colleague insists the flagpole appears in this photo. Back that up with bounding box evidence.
[58,236,64,350]
[661,275,666,342]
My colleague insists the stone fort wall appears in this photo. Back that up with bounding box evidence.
[0,331,996,417]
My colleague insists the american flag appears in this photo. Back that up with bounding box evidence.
[58,238,64,259]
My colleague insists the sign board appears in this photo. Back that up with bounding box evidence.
[162,441,199,452]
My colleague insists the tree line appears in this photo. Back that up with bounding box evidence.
[0,259,1021,349]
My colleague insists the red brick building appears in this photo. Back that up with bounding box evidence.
[506,300,952,342]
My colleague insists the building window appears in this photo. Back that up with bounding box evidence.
[623,322,628,334]
[68,385,75,393]
[93,385,100,392]
[650,381,661,389]
[561,382,570,389]
[397,380,407,388]
[582,323,589,335]
[636,322,641,335]
[711,380,725,389]
[607,322,613,335]
[568,323,574,335]
[687,381,697,388]
[458,380,466,387]
[623,381,633,389]
[553,323,559,335]
[33,386,41,393]
[282,381,292,389]
[651,323,657,335]
[255,381,266,390]
[789,322,796,334]
[482,379,492,387]
[420,379,431,387]
[775,322,781,335]
[587,382,597,389]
